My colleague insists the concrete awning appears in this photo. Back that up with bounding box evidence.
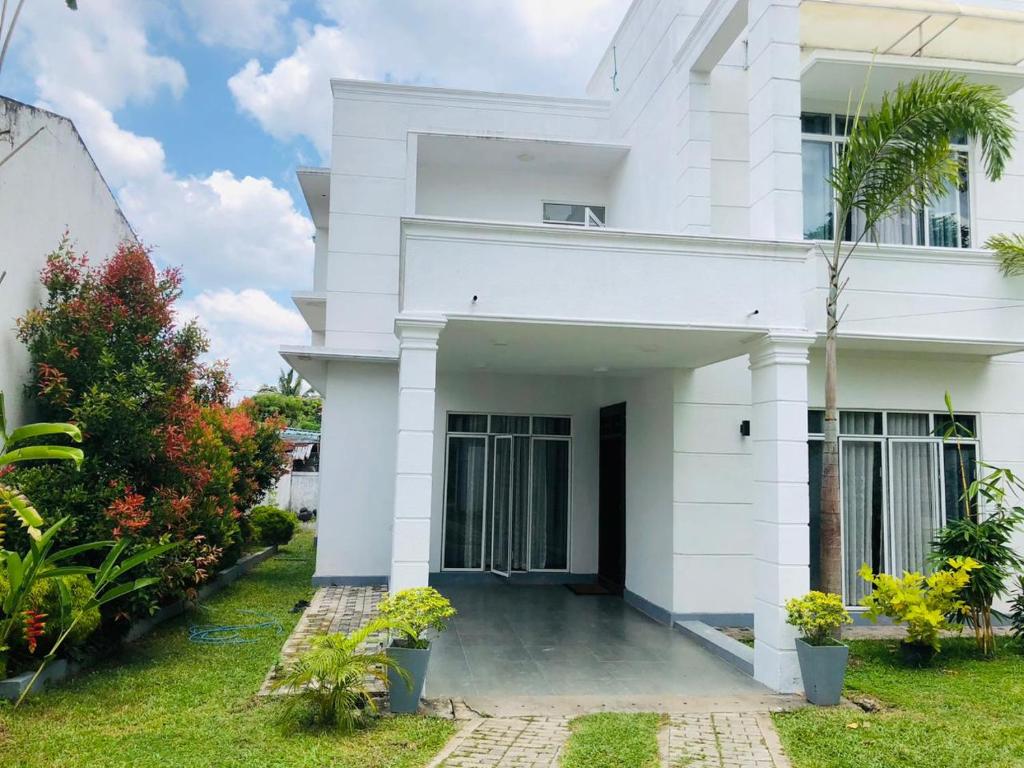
[801,0,1024,65]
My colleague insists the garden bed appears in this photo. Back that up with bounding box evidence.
[0,532,456,768]
[0,545,277,701]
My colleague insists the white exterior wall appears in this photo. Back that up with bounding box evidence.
[0,99,134,428]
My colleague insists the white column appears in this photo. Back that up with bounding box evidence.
[389,316,446,592]
[749,332,813,693]
[747,0,802,239]
[677,69,712,234]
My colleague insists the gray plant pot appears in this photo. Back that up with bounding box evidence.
[387,643,431,714]
[795,637,849,706]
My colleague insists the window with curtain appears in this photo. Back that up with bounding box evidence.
[808,410,979,604]
[801,113,973,248]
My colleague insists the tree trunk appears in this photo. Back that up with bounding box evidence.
[820,267,844,597]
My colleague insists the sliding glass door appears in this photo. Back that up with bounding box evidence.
[443,414,571,573]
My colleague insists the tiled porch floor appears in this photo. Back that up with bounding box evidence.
[426,583,768,698]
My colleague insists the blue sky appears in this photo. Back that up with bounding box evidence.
[2,0,629,395]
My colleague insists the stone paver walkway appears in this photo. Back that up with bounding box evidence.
[260,584,386,694]
[667,712,789,767]
[428,711,790,768]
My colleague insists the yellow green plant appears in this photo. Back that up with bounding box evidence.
[859,557,981,651]
[377,587,455,650]
[785,591,851,646]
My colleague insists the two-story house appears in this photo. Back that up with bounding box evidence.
[282,0,1024,693]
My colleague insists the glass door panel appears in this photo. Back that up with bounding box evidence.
[888,440,941,576]
[511,436,530,571]
[841,440,884,604]
[490,436,512,576]
[529,438,570,570]
[443,436,487,569]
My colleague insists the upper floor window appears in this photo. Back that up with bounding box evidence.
[802,112,972,248]
[543,202,606,228]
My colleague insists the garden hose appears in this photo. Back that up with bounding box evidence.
[187,609,284,645]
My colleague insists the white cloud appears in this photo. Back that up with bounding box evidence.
[228,23,365,155]
[18,0,186,111]
[178,289,308,396]
[119,169,314,292]
[181,0,293,51]
[229,1,630,157]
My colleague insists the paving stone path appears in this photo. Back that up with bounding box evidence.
[428,711,789,768]
[260,584,387,694]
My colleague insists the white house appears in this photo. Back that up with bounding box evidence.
[283,0,1024,693]
[0,96,134,428]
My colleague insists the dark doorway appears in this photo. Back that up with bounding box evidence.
[599,403,627,594]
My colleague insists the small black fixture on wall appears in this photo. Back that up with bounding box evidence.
[739,420,751,437]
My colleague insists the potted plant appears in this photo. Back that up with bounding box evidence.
[785,591,852,705]
[376,586,455,713]
[859,557,980,666]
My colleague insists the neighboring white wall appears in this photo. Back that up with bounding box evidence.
[289,472,320,512]
[0,98,134,429]
[314,360,398,580]
[415,165,613,225]
[709,40,750,237]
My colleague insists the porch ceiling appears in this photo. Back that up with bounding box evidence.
[436,319,761,376]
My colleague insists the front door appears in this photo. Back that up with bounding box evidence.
[490,435,513,576]
[599,403,626,593]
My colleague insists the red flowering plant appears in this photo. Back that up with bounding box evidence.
[12,237,286,624]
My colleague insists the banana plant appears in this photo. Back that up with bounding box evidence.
[0,390,84,543]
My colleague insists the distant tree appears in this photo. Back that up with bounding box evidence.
[260,368,311,398]
[249,392,321,432]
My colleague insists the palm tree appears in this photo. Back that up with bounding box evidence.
[817,72,1014,597]
[986,233,1024,276]
[260,368,308,397]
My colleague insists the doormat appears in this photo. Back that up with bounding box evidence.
[566,583,613,596]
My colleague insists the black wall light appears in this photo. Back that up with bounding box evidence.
[739,420,751,437]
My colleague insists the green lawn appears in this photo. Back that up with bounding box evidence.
[774,639,1024,768]
[0,532,455,768]
[561,712,663,768]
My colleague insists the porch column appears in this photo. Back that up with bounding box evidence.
[677,69,712,234]
[389,316,446,592]
[749,332,813,693]
[747,0,802,239]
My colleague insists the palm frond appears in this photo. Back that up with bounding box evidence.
[831,72,1015,247]
[986,233,1024,277]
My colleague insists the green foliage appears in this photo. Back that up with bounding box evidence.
[986,232,1024,277]
[786,591,851,646]
[259,368,312,398]
[0,571,100,653]
[1010,576,1024,649]
[12,238,286,619]
[0,532,457,768]
[562,712,663,768]
[859,558,980,652]
[249,506,297,547]
[272,618,410,732]
[377,587,456,649]
[248,391,321,431]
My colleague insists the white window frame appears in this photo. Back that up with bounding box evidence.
[542,201,607,228]
[808,409,981,607]
[801,112,976,249]
[441,412,573,574]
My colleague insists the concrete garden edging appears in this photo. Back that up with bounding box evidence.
[0,545,278,701]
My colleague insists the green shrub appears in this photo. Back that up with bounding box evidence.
[377,587,455,649]
[249,506,297,546]
[860,557,980,651]
[785,591,851,646]
[0,572,101,654]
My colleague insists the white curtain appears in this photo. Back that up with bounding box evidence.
[850,208,914,245]
[444,437,487,568]
[530,440,570,570]
[842,441,878,604]
[888,413,929,437]
[890,441,939,576]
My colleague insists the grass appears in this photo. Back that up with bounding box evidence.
[773,638,1024,768]
[560,712,663,768]
[0,531,455,768]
